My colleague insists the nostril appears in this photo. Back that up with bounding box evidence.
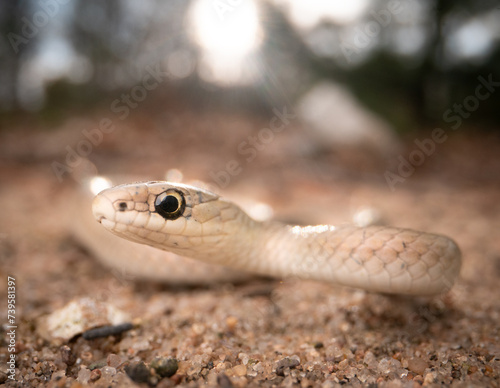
[92,194,115,224]
[118,202,127,211]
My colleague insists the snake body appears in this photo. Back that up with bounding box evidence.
[92,181,461,295]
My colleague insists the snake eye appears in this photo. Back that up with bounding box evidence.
[154,189,185,220]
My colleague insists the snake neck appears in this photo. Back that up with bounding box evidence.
[214,220,335,280]
[244,223,340,280]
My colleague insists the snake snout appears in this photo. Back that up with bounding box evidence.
[92,194,115,225]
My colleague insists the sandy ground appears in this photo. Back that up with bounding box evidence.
[0,112,499,387]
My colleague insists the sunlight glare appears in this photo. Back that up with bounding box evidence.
[90,176,113,195]
[273,0,368,29]
[188,0,262,85]
[450,19,493,60]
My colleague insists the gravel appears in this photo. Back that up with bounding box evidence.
[0,122,499,387]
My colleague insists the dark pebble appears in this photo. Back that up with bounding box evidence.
[82,322,133,340]
[60,345,76,366]
[150,357,178,378]
[217,373,234,388]
[88,359,107,370]
[276,357,300,376]
[125,361,152,384]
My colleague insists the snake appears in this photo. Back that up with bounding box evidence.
[89,179,462,296]
[72,177,253,285]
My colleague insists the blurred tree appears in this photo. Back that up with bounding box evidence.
[0,0,498,130]
[0,1,35,111]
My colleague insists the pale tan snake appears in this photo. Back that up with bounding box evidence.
[90,180,461,295]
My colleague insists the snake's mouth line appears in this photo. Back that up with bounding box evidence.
[99,218,116,230]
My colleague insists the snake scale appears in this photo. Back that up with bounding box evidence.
[90,179,461,295]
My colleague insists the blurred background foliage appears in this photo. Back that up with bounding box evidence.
[0,0,499,132]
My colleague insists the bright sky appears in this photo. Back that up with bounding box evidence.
[188,0,262,85]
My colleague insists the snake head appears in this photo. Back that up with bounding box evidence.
[92,181,247,257]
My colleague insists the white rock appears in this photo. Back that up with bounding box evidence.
[38,297,130,341]
[297,82,400,154]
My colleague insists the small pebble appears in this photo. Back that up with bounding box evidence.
[89,369,101,382]
[231,364,247,377]
[77,367,91,384]
[377,358,392,374]
[60,345,76,366]
[363,351,377,370]
[407,357,428,376]
[226,316,238,332]
[80,351,93,364]
[82,322,133,340]
[88,359,107,370]
[276,357,300,376]
[107,354,123,368]
[413,375,424,384]
[150,357,178,378]
[125,361,152,384]
[191,323,205,335]
[51,369,66,380]
[217,373,234,388]
[101,366,117,380]
[423,370,437,384]
[170,373,184,385]
[238,352,249,365]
